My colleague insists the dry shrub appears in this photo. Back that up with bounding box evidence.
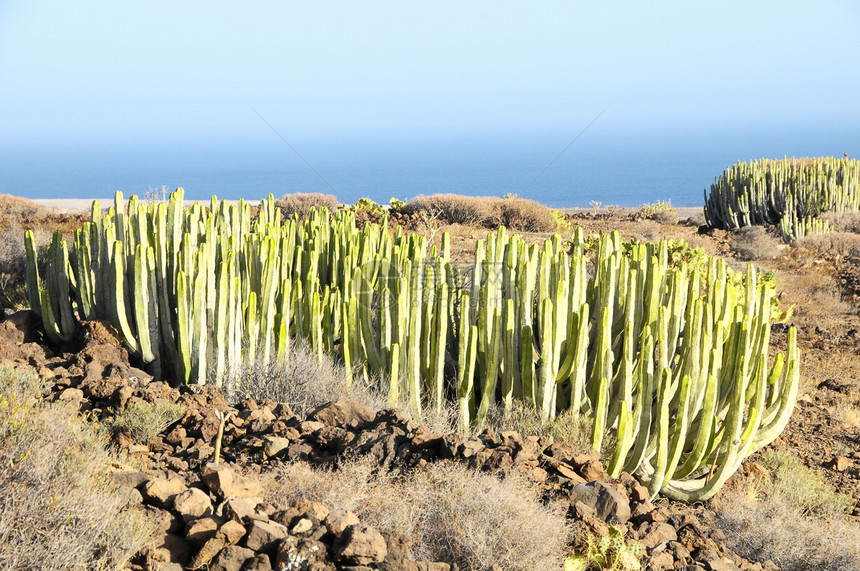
[717,489,860,571]
[757,449,853,517]
[402,194,564,232]
[228,342,387,418]
[274,192,339,219]
[0,365,151,570]
[495,197,559,232]
[651,209,680,225]
[730,226,783,260]
[0,194,42,217]
[403,194,498,227]
[0,220,30,309]
[819,211,860,234]
[798,231,860,258]
[269,458,571,570]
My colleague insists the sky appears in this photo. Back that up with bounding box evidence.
[0,1,859,204]
[2,1,859,149]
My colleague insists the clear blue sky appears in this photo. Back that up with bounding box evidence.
[2,0,859,153]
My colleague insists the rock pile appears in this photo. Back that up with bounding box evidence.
[2,312,778,570]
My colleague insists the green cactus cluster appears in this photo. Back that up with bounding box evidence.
[704,156,860,242]
[27,189,799,502]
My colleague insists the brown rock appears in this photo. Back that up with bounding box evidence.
[291,517,315,535]
[173,487,214,521]
[706,559,742,571]
[579,458,606,481]
[648,551,675,570]
[142,477,188,509]
[220,497,260,523]
[630,500,655,519]
[310,396,376,428]
[324,508,360,537]
[412,431,443,451]
[569,480,631,524]
[522,466,548,483]
[202,464,264,500]
[630,484,650,503]
[142,533,191,565]
[638,522,678,549]
[831,455,853,472]
[243,553,273,571]
[333,524,388,565]
[185,515,223,546]
[244,520,290,552]
[263,435,291,458]
[190,534,227,568]
[57,387,84,408]
[555,461,587,483]
[293,498,330,522]
[108,466,147,488]
[221,519,248,545]
[459,439,484,458]
[209,545,255,571]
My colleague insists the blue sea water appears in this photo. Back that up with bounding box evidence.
[2,129,857,208]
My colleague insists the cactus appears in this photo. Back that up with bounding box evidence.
[705,156,860,242]
[26,190,800,503]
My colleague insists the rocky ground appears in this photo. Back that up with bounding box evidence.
[0,313,782,571]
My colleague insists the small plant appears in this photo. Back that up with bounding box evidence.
[589,200,602,210]
[565,525,642,571]
[639,200,678,218]
[551,209,572,232]
[108,401,185,445]
[389,197,407,212]
[352,197,384,216]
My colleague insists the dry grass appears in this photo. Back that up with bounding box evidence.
[274,192,339,219]
[0,365,151,570]
[269,457,571,570]
[730,226,784,260]
[819,211,860,234]
[480,400,593,453]
[227,343,388,418]
[716,448,859,570]
[718,489,860,571]
[757,449,854,517]
[798,231,860,258]
[0,194,42,217]
[833,395,860,430]
[108,400,186,445]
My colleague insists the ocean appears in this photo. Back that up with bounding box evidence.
[2,130,856,208]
